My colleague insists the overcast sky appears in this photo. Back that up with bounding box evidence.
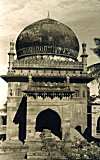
[0,0,100,107]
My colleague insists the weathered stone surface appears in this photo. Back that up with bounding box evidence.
[91,103,100,138]
[0,15,93,160]
[0,140,28,160]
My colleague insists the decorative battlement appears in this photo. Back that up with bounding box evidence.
[13,55,82,69]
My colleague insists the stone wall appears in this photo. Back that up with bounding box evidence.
[26,88,87,140]
[92,104,100,138]
[6,81,88,141]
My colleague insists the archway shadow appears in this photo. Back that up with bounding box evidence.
[75,125,92,142]
[35,108,62,140]
[75,125,100,146]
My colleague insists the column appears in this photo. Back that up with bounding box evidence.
[6,98,19,140]
[62,99,71,140]
[26,96,35,140]
[92,111,97,137]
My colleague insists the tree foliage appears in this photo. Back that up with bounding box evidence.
[63,138,100,159]
[41,132,100,160]
[91,38,100,58]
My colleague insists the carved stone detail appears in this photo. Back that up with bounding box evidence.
[24,91,74,99]
[13,55,82,69]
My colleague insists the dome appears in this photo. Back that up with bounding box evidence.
[16,18,79,60]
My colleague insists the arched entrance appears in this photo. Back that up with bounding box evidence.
[96,116,100,134]
[35,108,62,139]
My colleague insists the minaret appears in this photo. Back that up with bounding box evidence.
[81,43,88,74]
[8,41,15,72]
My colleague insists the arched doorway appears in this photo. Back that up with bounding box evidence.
[96,116,100,134]
[35,108,62,139]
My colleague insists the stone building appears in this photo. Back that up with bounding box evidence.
[0,17,94,159]
[91,100,100,139]
[0,103,7,140]
[88,62,100,142]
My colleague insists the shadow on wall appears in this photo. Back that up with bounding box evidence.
[13,96,27,143]
[13,102,62,142]
[75,125,100,146]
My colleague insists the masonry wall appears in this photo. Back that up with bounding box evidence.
[6,80,88,140]
[6,81,27,139]
[26,84,87,140]
[92,104,100,138]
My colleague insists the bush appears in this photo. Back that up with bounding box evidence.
[40,131,100,160]
[63,138,100,159]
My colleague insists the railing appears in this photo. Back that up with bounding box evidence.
[29,81,68,88]
[17,45,78,58]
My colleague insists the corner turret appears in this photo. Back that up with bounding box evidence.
[81,43,88,74]
[8,41,15,72]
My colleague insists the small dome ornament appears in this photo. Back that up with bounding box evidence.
[81,43,88,57]
[82,43,87,54]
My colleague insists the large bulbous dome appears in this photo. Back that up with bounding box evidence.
[16,18,79,60]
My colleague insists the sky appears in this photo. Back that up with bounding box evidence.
[0,0,100,107]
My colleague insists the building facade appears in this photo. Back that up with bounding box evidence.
[88,60,100,141]
[1,17,94,159]
[0,104,7,140]
[91,102,100,139]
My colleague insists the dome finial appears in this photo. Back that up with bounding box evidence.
[47,11,50,19]
[47,0,50,19]
[10,40,15,54]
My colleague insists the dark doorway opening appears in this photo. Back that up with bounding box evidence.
[2,116,7,125]
[97,117,100,134]
[35,108,62,139]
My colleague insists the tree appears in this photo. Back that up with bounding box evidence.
[91,38,100,58]
[88,38,100,95]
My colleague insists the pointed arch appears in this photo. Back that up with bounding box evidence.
[35,108,62,139]
[97,116,100,134]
